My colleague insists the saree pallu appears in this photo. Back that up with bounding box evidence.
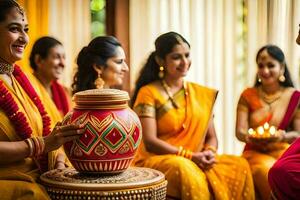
[51,80,71,116]
[133,82,255,200]
[28,74,71,168]
[238,87,300,200]
[268,91,300,200]
[0,74,60,200]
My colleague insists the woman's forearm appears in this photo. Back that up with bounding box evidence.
[282,131,300,143]
[0,141,29,164]
[144,138,179,155]
[236,128,248,143]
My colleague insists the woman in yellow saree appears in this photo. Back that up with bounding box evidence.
[29,36,72,117]
[236,44,300,200]
[0,1,84,199]
[132,32,254,200]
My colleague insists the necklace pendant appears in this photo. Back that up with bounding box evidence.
[0,62,14,75]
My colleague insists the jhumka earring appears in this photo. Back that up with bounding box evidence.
[94,72,105,89]
[158,66,164,79]
[279,74,286,82]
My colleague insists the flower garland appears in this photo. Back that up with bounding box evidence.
[0,65,51,139]
[0,65,51,172]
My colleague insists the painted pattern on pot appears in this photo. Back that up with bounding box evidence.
[62,89,142,174]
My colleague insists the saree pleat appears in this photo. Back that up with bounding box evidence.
[133,82,255,200]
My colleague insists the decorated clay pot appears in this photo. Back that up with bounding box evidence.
[62,89,142,174]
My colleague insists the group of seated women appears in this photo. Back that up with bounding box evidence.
[0,0,300,199]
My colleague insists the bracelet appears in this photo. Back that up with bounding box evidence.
[25,137,45,157]
[185,149,193,159]
[176,146,193,160]
[176,146,183,156]
[32,137,41,155]
[37,137,45,155]
[204,144,217,153]
[25,138,34,157]
[55,160,65,166]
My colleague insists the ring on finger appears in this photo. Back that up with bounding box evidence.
[56,126,62,132]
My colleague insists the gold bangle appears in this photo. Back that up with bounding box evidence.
[181,149,186,157]
[55,160,65,166]
[177,146,193,160]
[204,144,217,153]
[185,149,193,160]
[32,137,41,156]
[177,146,183,156]
[25,138,34,157]
[37,137,45,155]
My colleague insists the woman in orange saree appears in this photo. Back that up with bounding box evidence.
[236,44,300,200]
[132,32,254,200]
[0,1,84,199]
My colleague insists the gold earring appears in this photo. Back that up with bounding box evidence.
[94,72,105,89]
[158,66,164,79]
[258,76,261,83]
[279,74,285,82]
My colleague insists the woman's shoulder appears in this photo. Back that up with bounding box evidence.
[139,81,161,93]
[282,87,300,99]
[240,87,258,97]
[284,86,298,93]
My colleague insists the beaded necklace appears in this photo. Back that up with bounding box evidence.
[161,79,188,130]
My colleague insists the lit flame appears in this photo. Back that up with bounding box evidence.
[248,122,278,139]
[269,126,276,135]
[257,126,264,135]
[263,122,269,130]
[248,128,255,135]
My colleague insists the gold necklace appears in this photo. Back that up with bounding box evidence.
[161,79,180,108]
[0,57,14,75]
[161,79,188,130]
[259,87,283,110]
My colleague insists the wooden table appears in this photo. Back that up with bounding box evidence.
[40,167,167,200]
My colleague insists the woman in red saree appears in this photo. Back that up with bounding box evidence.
[236,44,300,200]
[268,24,300,200]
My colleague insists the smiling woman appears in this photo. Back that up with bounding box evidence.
[131,31,255,200]
[72,36,129,94]
[236,44,300,200]
[0,1,84,199]
[0,2,28,64]
[29,36,72,117]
